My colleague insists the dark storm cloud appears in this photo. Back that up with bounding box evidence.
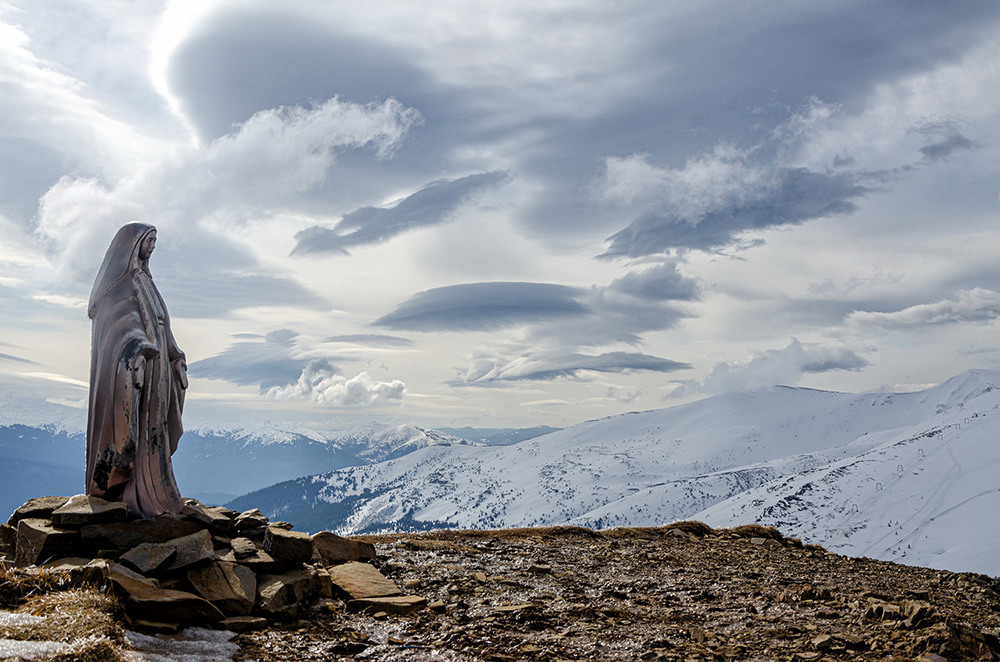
[326,334,415,348]
[920,133,975,161]
[607,262,700,301]
[374,282,590,332]
[292,171,510,256]
[454,351,691,385]
[601,168,866,258]
[188,331,308,388]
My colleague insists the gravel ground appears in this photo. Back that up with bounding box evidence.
[234,524,1000,661]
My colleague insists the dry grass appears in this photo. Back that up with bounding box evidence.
[0,562,72,610]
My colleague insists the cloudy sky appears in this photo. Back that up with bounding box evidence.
[2,1,999,430]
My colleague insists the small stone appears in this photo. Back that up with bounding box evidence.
[269,521,294,530]
[219,616,269,632]
[50,494,128,528]
[347,595,427,614]
[235,509,269,531]
[403,578,421,590]
[473,571,488,583]
[428,600,447,612]
[529,564,552,575]
[263,526,314,563]
[328,561,402,600]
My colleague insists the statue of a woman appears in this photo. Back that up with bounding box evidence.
[86,223,187,518]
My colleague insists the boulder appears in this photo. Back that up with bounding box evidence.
[312,530,376,564]
[187,561,257,616]
[327,561,401,600]
[256,568,320,616]
[81,515,202,550]
[263,526,313,563]
[50,494,128,528]
[14,518,79,566]
[7,496,70,527]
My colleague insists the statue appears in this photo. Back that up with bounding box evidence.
[85,223,187,518]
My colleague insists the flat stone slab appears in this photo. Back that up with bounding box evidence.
[312,530,376,564]
[81,515,202,549]
[50,494,128,528]
[327,561,401,600]
[119,541,177,575]
[347,594,427,614]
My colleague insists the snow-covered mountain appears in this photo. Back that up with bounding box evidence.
[239,370,1000,576]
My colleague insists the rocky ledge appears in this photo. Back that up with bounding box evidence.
[0,495,422,633]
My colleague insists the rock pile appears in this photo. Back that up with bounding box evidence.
[0,495,424,632]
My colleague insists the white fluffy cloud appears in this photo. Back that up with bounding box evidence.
[265,359,405,406]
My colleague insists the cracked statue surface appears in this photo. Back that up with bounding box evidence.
[86,223,188,518]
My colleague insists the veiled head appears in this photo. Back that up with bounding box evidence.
[88,222,157,318]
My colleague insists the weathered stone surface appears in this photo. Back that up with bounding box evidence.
[187,560,256,616]
[0,522,15,556]
[7,496,70,526]
[14,518,79,566]
[230,537,257,559]
[312,530,376,565]
[346,594,427,614]
[180,500,235,534]
[256,568,320,616]
[263,526,313,563]
[219,615,269,632]
[80,515,202,549]
[327,561,401,600]
[50,494,129,528]
[119,542,177,575]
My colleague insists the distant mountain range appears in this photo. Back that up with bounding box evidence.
[233,369,1000,576]
[0,414,549,515]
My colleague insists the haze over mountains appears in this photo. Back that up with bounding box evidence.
[2,370,998,576]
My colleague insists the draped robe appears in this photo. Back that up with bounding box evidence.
[86,223,187,518]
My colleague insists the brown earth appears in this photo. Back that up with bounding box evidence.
[234,523,1000,662]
